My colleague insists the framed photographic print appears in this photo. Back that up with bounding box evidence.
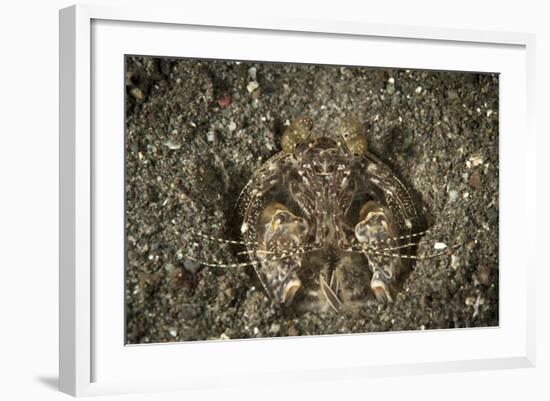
[59,4,536,396]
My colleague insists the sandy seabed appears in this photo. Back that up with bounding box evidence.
[125,56,499,343]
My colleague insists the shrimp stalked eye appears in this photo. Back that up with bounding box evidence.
[337,116,367,156]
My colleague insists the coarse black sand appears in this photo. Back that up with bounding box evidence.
[125,56,498,343]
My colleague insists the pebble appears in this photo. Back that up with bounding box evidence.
[247,81,259,93]
[447,89,458,99]
[386,77,395,94]
[434,242,447,250]
[448,189,459,201]
[223,287,236,301]
[183,258,201,273]
[473,295,482,318]
[227,121,237,132]
[477,265,491,286]
[415,86,422,94]
[248,66,257,81]
[217,93,232,108]
[206,131,216,142]
[269,323,280,334]
[169,328,178,337]
[468,171,481,190]
[288,326,299,336]
[163,139,181,150]
[451,254,460,270]
[130,87,144,100]
[469,154,484,167]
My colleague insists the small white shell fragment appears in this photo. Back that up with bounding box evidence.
[415,86,423,94]
[473,295,481,318]
[227,121,237,132]
[451,254,460,270]
[240,223,249,234]
[206,131,215,142]
[163,139,181,150]
[487,109,493,117]
[247,80,259,93]
[448,189,459,201]
[469,154,484,167]
[388,77,395,84]
[169,329,177,337]
[434,242,447,250]
[248,66,257,80]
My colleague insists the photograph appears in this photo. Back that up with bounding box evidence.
[124,56,499,344]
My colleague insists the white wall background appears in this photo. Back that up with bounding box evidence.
[0,0,547,399]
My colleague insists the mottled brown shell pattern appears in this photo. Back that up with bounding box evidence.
[236,116,429,311]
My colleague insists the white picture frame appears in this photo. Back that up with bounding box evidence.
[59,4,536,397]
